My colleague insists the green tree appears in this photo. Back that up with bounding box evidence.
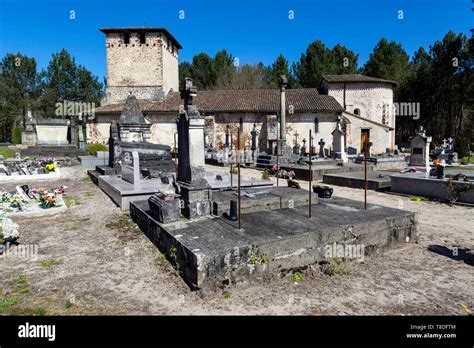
[191,52,217,90]
[331,44,359,74]
[0,53,40,140]
[40,48,104,115]
[178,61,193,91]
[213,49,236,89]
[363,38,411,84]
[294,40,334,87]
[269,54,289,87]
[396,31,473,147]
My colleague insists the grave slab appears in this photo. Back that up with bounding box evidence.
[390,172,474,204]
[323,171,392,190]
[130,195,418,290]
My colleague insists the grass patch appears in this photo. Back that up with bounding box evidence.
[39,259,63,268]
[460,156,474,165]
[84,191,95,197]
[292,273,303,282]
[223,290,232,299]
[0,146,17,159]
[343,300,353,308]
[64,300,75,309]
[65,225,80,232]
[0,297,22,309]
[155,253,167,264]
[409,195,430,202]
[12,275,29,295]
[105,214,141,243]
[322,258,353,276]
[0,305,46,316]
[63,195,81,207]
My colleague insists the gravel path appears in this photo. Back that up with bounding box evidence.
[0,165,472,315]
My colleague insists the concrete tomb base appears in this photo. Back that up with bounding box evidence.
[130,189,418,290]
[323,171,392,190]
[390,171,474,204]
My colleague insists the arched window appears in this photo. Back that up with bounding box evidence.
[353,108,360,116]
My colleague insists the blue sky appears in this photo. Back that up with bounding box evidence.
[0,0,472,80]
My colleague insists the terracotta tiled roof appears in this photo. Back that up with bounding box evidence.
[322,74,398,86]
[95,89,343,114]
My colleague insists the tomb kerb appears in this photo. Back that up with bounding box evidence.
[177,78,212,219]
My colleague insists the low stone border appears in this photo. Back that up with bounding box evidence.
[0,169,61,182]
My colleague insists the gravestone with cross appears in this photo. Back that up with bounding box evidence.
[177,78,212,219]
[318,138,325,158]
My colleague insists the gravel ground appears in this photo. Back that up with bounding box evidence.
[0,164,472,315]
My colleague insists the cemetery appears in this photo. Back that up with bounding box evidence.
[128,79,418,290]
[0,18,472,318]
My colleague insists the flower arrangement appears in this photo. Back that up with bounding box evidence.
[0,186,66,211]
[39,192,56,208]
[0,191,27,210]
[45,163,56,171]
[40,158,58,172]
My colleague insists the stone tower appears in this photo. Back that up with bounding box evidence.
[100,27,182,105]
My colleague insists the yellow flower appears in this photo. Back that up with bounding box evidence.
[45,163,56,171]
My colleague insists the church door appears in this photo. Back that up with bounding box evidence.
[360,129,370,154]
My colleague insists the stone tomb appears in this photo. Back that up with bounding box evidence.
[390,170,474,204]
[129,79,418,290]
[131,194,417,290]
[323,171,392,190]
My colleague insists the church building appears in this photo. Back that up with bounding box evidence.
[91,27,397,156]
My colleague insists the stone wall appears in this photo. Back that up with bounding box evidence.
[103,32,178,104]
[89,110,392,155]
[322,81,394,127]
[343,112,392,155]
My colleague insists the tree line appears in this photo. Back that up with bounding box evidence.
[0,49,104,142]
[180,31,473,154]
[1,31,472,152]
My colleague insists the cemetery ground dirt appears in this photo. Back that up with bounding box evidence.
[0,165,472,315]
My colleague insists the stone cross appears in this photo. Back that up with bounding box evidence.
[447,137,454,152]
[294,131,299,146]
[318,138,325,157]
[251,123,258,151]
[300,138,306,156]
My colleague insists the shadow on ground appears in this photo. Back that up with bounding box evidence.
[428,245,474,266]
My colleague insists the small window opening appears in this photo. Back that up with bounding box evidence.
[123,33,130,45]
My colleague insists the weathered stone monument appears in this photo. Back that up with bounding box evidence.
[409,126,431,171]
[177,78,212,219]
[108,94,175,177]
[331,116,346,160]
